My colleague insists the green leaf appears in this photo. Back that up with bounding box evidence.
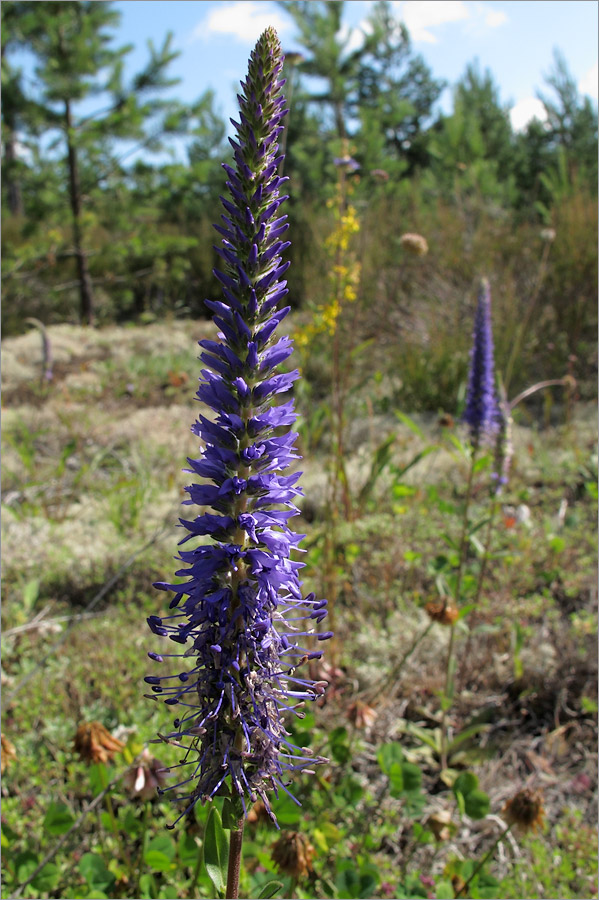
[257,880,284,899]
[391,446,436,483]
[15,851,38,884]
[204,806,229,897]
[79,853,116,892]
[401,762,423,792]
[377,741,404,775]
[272,794,301,825]
[146,834,176,861]
[394,410,425,439]
[23,578,40,611]
[358,433,395,506]
[329,726,351,765]
[468,533,485,555]
[178,831,200,868]
[435,880,455,898]
[88,762,110,796]
[144,834,176,872]
[453,771,478,797]
[447,723,491,755]
[464,788,490,819]
[1,820,19,846]
[388,761,404,797]
[222,795,244,829]
[139,873,156,899]
[400,723,442,753]
[31,862,60,893]
[340,774,364,804]
[121,807,142,837]
[473,453,491,473]
[99,810,114,831]
[43,801,75,836]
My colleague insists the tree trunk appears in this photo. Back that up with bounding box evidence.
[4,129,23,216]
[334,99,346,141]
[65,99,95,325]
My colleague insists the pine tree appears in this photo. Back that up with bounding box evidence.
[9,1,179,324]
[278,0,443,175]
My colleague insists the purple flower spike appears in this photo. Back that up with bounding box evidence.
[463,278,499,448]
[146,27,330,827]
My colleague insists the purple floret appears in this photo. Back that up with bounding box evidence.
[146,27,329,827]
[463,278,499,447]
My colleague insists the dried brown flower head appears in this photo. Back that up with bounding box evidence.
[400,233,428,256]
[540,227,556,243]
[427,809,453,842]
[247,799,269,825]
[271,831,315,878]
[503,788,545,833]
[562,374,576,392]
[123,748,168,800]
[73,722,124,765]
[425,600,459,626]
[438,413,454,429]
[371,168,389,182]
[1,734,16,774]
[347,699,378,730]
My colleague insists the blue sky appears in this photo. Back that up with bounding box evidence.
[7,0,598,159]
[111,0,598,132]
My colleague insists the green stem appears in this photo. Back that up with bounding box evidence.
[99,766,129,866]
[226,818,245,900]
[472,497,500,609]
[456,823,513,897]
[440,451,477,769]
[134,801,150,897]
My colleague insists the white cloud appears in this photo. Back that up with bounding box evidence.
[400,1,469,44]
[338,20,374,54]
[191,2,290,45]
[484,7,508,28]
[510,97,547,132]
[384,1,507,44]
[579,61,598,100]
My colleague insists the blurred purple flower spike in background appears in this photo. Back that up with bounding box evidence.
[463,277,499,448]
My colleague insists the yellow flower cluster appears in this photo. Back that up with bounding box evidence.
[295,192,361,349]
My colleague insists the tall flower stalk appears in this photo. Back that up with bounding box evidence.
[145,28,329,895]
[441,278,498,769]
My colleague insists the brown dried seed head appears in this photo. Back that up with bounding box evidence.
[426,809,453,842]
[247,799,269,825]
[425,600,459,626]
[540,227,556,243]
[1,734,16,774]
[400,233,429,256]
[123,748,168,800]
[503,788,545,833]
[73,722,125,765]
[271,831,315,878]
[347,699,378,730]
